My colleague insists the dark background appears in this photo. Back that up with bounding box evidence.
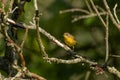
[0,0,120,80]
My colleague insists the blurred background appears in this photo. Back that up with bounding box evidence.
[0,0,120,80]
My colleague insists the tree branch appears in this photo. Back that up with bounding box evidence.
[102,0,120,30]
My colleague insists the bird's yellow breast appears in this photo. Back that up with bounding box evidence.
[63,33,76,47]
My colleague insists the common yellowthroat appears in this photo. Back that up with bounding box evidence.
[63,32,76,49]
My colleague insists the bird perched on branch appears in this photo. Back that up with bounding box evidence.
[63,32,77,49]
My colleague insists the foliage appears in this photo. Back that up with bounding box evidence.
[0,0,120,80]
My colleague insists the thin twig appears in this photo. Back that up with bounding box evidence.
[11,7,18,13]
[60,8,90,14]
[102,0,120,30]
[9,0,14,13]
[90,0,109,64]
[29,72,46,80]
[113,4,120,24]
[96,5,105,12]
[85,0,93,13]
[34,0,38,11]
[90,0,107,27]
[34,0,48,57]
[20,28,28,48]
[85,71,91,80]
[18,51,26,67]
[72,12,107,22]
[110,55,120,58]
[105,14,109,62]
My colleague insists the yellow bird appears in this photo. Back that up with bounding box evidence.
[63,32,77,49]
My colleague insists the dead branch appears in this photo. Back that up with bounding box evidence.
[107,66,120,78]
[102,0,120,30]
[0,0,120,79]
